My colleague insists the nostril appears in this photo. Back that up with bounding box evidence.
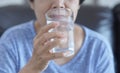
[53,7,64,9]
[60,7,64,8]
[53,7,57,9]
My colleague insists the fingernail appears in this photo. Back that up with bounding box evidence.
[49,49,53,53]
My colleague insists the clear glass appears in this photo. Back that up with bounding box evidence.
[45,8,74,57]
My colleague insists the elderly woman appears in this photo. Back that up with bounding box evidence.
[0,0,115,73]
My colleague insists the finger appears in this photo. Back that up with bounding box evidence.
[33,32,64,52]
[41,38,61,53]
[33,33,65,56]
[34,38,60,56]
[34,22,59,40]
[35,32,65,47]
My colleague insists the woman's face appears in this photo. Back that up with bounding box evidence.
[30,0,80,26]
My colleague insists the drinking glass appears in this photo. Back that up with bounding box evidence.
[45,8,74,57]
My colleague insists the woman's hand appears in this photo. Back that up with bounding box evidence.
[19,22,65,73]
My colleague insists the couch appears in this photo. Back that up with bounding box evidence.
[113,4,120,73]
[0,5,117,72]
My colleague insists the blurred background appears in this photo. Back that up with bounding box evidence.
[0,0,120,8]
[0,0,120,73]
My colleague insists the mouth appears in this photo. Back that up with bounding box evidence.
[46,8,73,20]
[49,15,66,19]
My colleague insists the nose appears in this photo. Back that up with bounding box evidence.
[51,0,65,9]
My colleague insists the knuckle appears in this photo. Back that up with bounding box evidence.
[53,32,60,37]
[52,39,59,46]
[55,32,60,36]
[40,26,46,31]
[46,24,55,31]
[44,40,58,50]
[55,39,61,44]
[56,32,63,38]
[34,40,43,49]
[39,33,49,43]
[42,33,47,39]
[45,42,52,48]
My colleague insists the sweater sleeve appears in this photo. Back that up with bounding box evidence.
[95,42,115,73]
[0,30,19,73]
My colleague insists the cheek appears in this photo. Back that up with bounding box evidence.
[69,0,79,6]
[66,0,79,20]
[35,10,46,25]
[70,5,79,21]
[72,10,79,21]
[34,4,51,25]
